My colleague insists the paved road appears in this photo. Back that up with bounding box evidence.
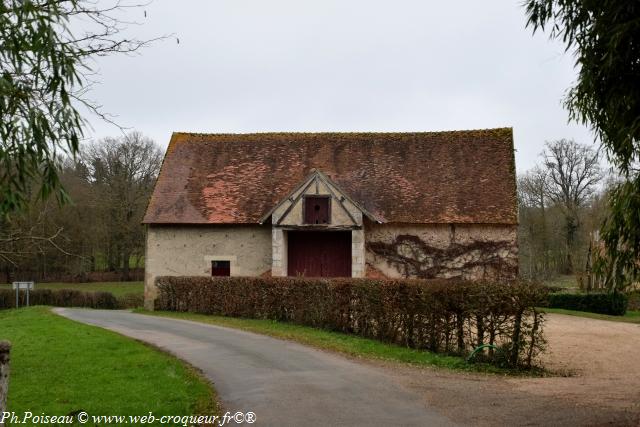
[54,308,456,427]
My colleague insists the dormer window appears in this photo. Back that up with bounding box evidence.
[304,196,330,224]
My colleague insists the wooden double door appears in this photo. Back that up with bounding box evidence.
[287,231,352,277]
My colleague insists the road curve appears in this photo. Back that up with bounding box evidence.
[54,308,456,427]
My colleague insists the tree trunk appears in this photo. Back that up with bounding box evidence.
[510,311,524,367]
[476,315,485,348]
[540,201,549,275]
[564,214,578,274]
[3,266,10,286]
[456,313,465,354]
[122,251,130,281]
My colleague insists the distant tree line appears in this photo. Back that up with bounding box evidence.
[518,139,611,282]
[0,132,162,282]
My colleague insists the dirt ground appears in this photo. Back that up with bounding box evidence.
[378,313,640,426]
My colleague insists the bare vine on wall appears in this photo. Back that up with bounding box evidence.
[367,234,517,280]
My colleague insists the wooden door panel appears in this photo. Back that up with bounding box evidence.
[287,231,351,277]
[304,196,330,224]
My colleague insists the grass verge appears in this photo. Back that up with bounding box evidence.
[541,307,640,324]
[0,281,143,297]
[135,310,528,375]
[1,307,218,420]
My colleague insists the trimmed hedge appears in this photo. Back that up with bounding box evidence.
[118,292,144,309]
[0,288,119,310]
[547,292,628,315]
[155,276,547,368]
[628,291,640,311]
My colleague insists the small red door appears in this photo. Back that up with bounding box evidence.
[287,231,351,277]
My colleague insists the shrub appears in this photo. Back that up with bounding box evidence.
[627,291,640,311]
[547,292,628,315]
[155,276,547,369]
[117,293,144,309]
[0,288,119,310]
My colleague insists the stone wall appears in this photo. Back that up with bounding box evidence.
[365,223,518,280]
[145,221,517,308]
[145,225,272,309]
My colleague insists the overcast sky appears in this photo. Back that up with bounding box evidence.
[84,0,595,173]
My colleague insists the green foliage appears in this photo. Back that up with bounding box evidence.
[155,276,548,369]
[0,307,217,417]
[547,292,628,316]
[524,0,640,290]
[525,0,640,172]
[0,1,154,216]
[0,1,83,214]
[596,175,640,291]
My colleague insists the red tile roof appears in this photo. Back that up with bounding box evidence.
[143,129,517,225]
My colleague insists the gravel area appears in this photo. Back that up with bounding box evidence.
[516,313,640,406]
[382,313,640,426]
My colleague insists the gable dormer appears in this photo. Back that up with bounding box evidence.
[260,169,380,228]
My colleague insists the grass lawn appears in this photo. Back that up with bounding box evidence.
[0,281,143,297]
[136,310,520,375]
[541,307,640,324]
[1,307,217,421]
[543,275,578,292]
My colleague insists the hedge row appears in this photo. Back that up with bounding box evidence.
[0,289,119,310]
[155,276,547,368]
[547,292,628,315]
[627,291,640,311]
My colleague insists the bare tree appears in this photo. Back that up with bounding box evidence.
[0,203,80,281]
[542,139,602,273]
[0,132,162,282]
[519,166,548,211]
[518,167,550,277]
[82,132,162,279]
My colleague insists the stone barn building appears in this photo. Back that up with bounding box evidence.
[143,129,518,308]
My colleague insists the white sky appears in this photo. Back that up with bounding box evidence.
[84,0,595,173]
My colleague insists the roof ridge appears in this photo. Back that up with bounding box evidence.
[171,127,512,138]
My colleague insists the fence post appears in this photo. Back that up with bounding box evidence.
[0,340,11,423]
